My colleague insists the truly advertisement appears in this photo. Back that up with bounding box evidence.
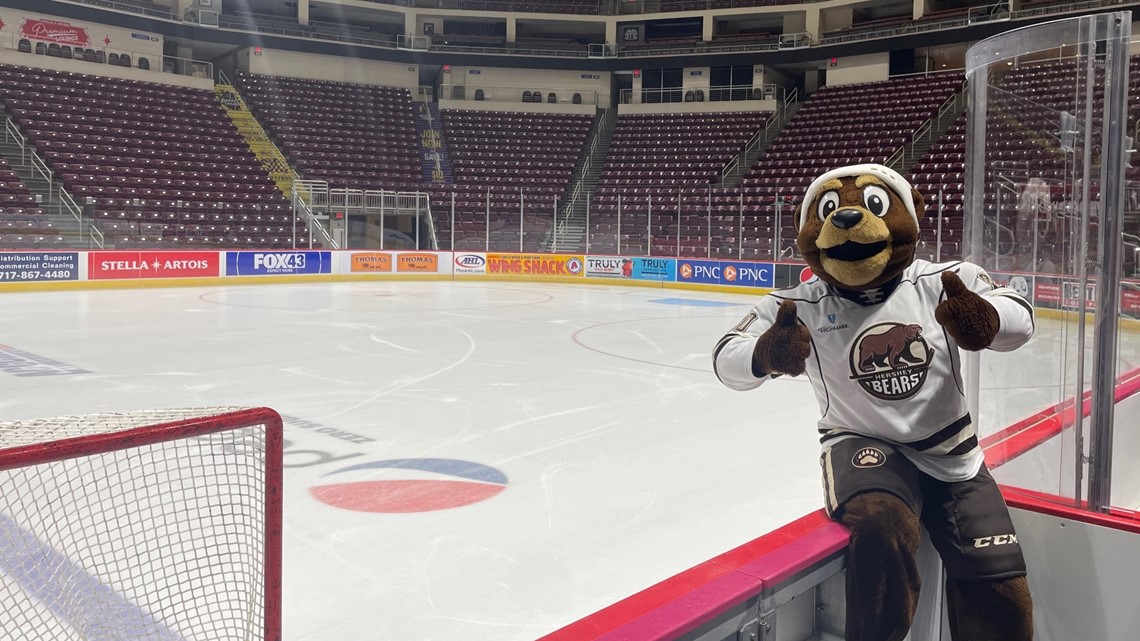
[584,256,676,281]
[225,251,331,276]
[677,259,774,288]
[486,253,583,277]
[0,252,78,282]
[88,251,219,280]
[631,257,675,281]
[584,256,627,278]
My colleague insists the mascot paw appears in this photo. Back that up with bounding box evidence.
[753,300,812,376]
[935,271,999,351]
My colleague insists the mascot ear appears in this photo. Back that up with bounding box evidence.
[794,201,805,232]
[911,188,926,221]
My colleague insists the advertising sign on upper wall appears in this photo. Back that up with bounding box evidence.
[19,18,89,46]
[0,10,162,56]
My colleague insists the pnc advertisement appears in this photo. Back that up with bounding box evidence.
[676,259,774,288]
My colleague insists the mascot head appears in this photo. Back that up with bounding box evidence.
[796,164,924,291]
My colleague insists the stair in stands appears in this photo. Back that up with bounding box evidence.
[550,108,617,252]
[0,123,89,247]
[718,101,800,189]
[415,102,454,185]
[215,85,297,198]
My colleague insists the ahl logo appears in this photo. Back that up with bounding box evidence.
[852,447,886,469]
[566,257,583,275]
[849,322,934,400]
[455,254,485,267]
[310,458,508,513]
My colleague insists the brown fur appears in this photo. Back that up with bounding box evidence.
[839,492,923,641]
[796,180,922,291]
[752,299,811,376]
[934,271,1001,351]
[796,167,1030,640]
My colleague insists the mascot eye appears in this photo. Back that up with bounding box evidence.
[817,191,839,221]
[863,186,890,217]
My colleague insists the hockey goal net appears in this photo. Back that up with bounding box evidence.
[0,406,282,641]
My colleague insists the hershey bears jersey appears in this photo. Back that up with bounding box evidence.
[714,260,1034,482]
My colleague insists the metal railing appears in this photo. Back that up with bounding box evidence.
[295,183,437,250]
[4,118,52,189]
[718,86,796,185]
[885,85,967,171]
[441,84,600,106]
[57,189,82,225]
[291,181,339,249]
[435,184,1006,263]
[59,0,1125,63]
[564,108,611,218]
[621,83,782,105]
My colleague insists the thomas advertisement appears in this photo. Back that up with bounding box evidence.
[0,252,78,282]
[226,251,332,276]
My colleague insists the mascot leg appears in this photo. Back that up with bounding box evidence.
[945,575,1033,641]
[839,491,923,641]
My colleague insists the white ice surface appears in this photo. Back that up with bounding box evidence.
[0,281,1134,640]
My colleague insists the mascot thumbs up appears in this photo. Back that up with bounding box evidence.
[713,164,1035,641]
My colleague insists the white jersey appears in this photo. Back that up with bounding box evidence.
[714,260,1034,482]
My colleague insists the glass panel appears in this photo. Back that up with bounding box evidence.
[964,12,1135,511]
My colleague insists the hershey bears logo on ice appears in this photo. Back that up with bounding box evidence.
[848,322,934,401]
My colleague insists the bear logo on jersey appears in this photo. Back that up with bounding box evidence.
[849,322,934,400]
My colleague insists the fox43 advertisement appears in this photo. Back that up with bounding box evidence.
[226,251,332,276]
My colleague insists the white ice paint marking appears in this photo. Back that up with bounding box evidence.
[322,329,476,419]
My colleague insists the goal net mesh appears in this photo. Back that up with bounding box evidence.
[0,406,282,641]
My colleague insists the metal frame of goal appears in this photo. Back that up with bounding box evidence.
[0,406,283,641]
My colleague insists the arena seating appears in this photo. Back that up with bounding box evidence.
[433,110,593,251]
[0,64,295,248]
[0,156,60,249]
[906,58,1140,263]
[587,111,768,256]
[729,72,965,258]
[235,71,421,191]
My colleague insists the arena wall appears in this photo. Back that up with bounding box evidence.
[243,47,420,90]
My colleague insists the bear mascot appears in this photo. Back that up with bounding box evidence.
[713,164,1035,640]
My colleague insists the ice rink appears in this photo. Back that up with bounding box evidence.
[0,280,1135,640]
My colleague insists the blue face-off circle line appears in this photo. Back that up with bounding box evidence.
[325,458,509,485]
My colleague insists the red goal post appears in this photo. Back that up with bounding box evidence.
[0,406,283,641]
